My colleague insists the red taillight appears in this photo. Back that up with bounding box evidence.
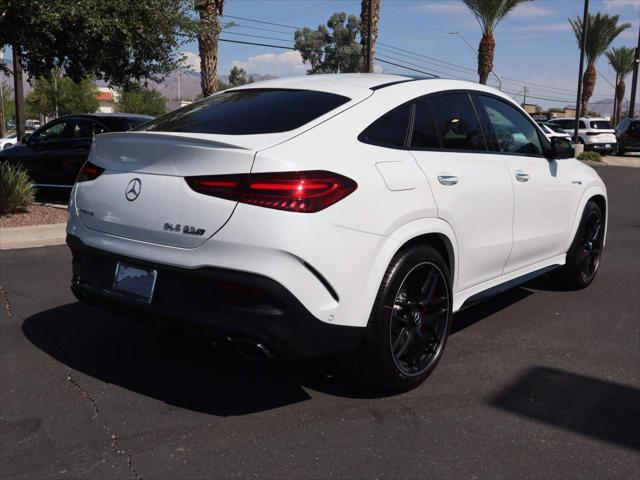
[185,171,357,213]
[76,161,104,183]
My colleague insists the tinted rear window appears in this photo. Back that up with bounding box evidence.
[140,89,350,135]
[358,103,412,148]
[590,120,612,130]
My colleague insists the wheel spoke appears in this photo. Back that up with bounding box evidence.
[394,329,413,358]
[418,270,439,307]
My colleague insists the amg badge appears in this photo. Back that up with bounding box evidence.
[163,223,206,236]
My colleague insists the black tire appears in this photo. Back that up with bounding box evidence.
[349,244,453,392]
[556,200,604,290]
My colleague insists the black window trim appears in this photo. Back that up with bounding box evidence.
[472,92,550,159]
[358,88,552,158]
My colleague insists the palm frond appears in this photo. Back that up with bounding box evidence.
[606,46,636,79]
[569,13,631,65]
[462,0,532,34]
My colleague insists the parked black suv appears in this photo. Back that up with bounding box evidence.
[614,118,640,155]
[0,113,152,188]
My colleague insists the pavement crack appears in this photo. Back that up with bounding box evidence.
[66,369,143,479]
[0,285,13,317]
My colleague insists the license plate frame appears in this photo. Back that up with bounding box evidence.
[113,261,157,303]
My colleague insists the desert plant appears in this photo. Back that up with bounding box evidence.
[462,0,531,85]
[606,46,635,125]
[577,151,602,162]
[569,13,631,115]
[0,162,36,215]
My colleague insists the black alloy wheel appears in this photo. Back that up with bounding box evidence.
[578,209,603,284]
[389,262,449,376]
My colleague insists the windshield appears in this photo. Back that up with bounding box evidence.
[546,123,568,134]
[140,89,351,135]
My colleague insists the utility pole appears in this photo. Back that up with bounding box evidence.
[0,49,4,138]
[365,0,374,73]
[628,25,640,118]
[12,46,25,141]
[613,72,619,125]
[523,87,528,108]
[573,0,589,144]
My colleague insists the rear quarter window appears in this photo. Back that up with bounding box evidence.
[358,103,412,148]
[140,89,350,135]
[590,120,612,130]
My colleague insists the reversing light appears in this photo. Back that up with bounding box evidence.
[185,171,357,213]
[76,161,104,183]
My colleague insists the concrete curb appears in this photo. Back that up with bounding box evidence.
[0,223,67,250]
[599,156,640,168]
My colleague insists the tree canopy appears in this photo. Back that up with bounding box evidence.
[0,0,198,86]
[116,86,167,116]
[26,74,98,117]
[294,12,363,74]
[228,66,251,87]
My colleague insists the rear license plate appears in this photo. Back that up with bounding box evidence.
[605,144,611,148]
[113,262,157,303]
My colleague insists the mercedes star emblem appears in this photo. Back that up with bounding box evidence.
[125,178,142,201]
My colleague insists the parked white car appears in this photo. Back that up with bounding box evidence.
[547,117,616,154]
[67,74,607,392]
[0,132,18,150]
[537,122,573,141]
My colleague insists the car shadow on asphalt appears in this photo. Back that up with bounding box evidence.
[22,302,391,416]
[22,284,549,416]
[487,366,640,450]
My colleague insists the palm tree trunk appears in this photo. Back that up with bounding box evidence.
[198,0,224,97]
[581,64,597,115]
[612,72,619,125]
[616,79,625,123]
[478,33,495,85]
[360,0,381,73]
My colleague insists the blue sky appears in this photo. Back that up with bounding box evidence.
[181,0,639,109]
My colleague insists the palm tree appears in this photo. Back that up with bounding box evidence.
[195,0,225,97]
[462,0,531,85]
[605,46,635,125]
[569,13,630,115]
[360,0,381,73]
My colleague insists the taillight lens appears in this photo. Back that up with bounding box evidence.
[185,171,357,213]
[76,161,104,183]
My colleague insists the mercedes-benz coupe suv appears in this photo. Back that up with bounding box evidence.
[67,74,607,392]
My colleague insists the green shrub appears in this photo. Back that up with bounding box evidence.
[0,162,36,215]
[577,151,602,162]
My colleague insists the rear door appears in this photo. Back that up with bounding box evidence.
[475,93,574,273]
[409,92,514,291]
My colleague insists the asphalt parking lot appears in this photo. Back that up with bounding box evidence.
[1,165,638,479]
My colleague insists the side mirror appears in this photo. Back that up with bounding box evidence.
[21,133,32,145]
[549,136,574,160]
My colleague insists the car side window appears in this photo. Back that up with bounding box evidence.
[428,93,486,151]
[32,121,67,143]
[410,101,440,149]
[359,103,412,148]
[70,120,107,138]
[477,95,543,156]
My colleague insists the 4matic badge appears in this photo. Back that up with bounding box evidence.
[163,223,206,236]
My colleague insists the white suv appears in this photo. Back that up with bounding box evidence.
[548,117,616,154]
[67,75,607,392]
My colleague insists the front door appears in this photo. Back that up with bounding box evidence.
[474,94,574,273]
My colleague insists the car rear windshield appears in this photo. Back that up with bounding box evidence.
[590,120,612,130]
[139,89,351,135]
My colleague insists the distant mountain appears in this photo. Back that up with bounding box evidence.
[589,98,640,117]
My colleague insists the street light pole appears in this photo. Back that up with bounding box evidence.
[573,0,589,145]
[628,25,640,118]
[12,46,25,141]
[449,31,502,91]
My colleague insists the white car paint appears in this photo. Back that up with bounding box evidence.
[0,133,18,150]
[68,74,607,331]
[548,117,617,152]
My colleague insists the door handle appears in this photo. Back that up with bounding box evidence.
[515,170,530,182]
[437,175,458,186]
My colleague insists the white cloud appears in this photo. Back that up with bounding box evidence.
[504,22,572,33]
[231,51,306,77]
[603,0,640,11]
[181,51,201,72]
[413,2,467,15]
[509,3,556,19]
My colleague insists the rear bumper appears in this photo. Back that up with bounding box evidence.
[67,234,363,358]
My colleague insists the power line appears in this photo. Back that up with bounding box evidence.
[221,15,302,30]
